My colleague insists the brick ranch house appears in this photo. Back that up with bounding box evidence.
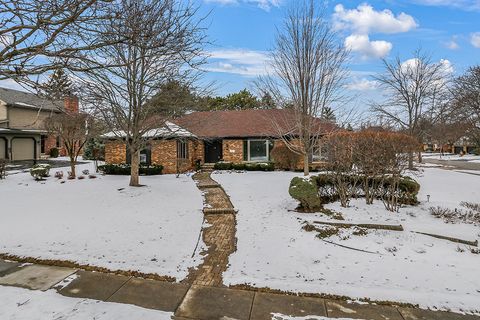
[0,87,79,161]
[104,109,336,174]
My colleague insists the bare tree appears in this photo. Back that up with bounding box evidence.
[258,0,348,176]
[80,0,206,186]
[451,66,480,148]
[0,0,113,86]
[45,111,98,178]
[372,49,449,168]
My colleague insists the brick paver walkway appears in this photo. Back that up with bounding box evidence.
[184,171,237,287]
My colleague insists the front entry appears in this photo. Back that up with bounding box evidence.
[204,140,223,163]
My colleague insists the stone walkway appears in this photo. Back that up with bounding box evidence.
[184,171,237,287]
[1,259,479,320]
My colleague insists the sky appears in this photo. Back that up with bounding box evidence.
[196,0,480,110]
[2,0,479,116]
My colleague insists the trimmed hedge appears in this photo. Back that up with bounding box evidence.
[214,162,275,171]
[313,173,420,205]
[98,163,163,175]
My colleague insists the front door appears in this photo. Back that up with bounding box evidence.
[204,140,223,163]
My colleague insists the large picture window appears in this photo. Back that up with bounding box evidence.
[244,139,272,162]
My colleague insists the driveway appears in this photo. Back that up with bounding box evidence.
[422,158,480,171]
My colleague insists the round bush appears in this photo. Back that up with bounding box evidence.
[30,164,51,180]
[289,176,322,211]
[49,147,59,158]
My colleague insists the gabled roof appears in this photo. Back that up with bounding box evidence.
[174,109,337,138]
[0,87,63,112]
[102,121,195,139]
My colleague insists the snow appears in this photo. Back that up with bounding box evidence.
[0,161,205,280]
[423,153,480,163]
[214,169,480,314]
[272,315,359,320]
[0,286,173,320]
[102,121,195,139]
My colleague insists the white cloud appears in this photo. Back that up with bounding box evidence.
[471,32,480,48]
[346,78,379,91]
[333,4,418,34]
[204,0,281,11]
[444,39,460,50]
[205,49,271,76]
[400,58,454,82]
[345,34,392,59]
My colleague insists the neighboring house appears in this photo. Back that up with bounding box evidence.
[423,136,477,154]
[103,109,335,174]
[0,87,78,161]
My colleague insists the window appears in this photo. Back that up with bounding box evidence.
[56,136,61,148]
[140,151,148,164]
[40,135,47,154]
[244,139,272,162]
[311,143,328,162]
[177,140,188,159]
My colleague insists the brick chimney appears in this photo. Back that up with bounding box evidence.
[64,95,79,113]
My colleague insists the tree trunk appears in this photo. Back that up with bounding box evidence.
[303,153,309,176]
[130,149,140,186]
[408,152,414,170]
[417,151,422,163]
[69,156,76,179]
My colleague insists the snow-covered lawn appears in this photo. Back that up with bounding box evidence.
[423,153,480,163]
[214,169,480,314]
[0,286,172,320]
[0,161,205,280]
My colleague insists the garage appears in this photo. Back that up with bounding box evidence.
[0,137,7,159]
[11,138,35,161]
[0,138,6,159]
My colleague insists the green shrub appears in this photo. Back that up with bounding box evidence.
[82,138,105,160]
[232,163,246,170]
[30,164,51,180]
[49,148,59,158]
[98,163,163,175]
[259,162,275,171]
[214,162,233,170]
[289,176,322,211]
[472,148,480,156]
[244,162,260,171]
[214,161,275,171]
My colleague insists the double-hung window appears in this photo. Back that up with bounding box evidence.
[177,140,188,159]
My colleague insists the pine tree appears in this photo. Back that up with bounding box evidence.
[40,68,74,100]
[321,106,336,122]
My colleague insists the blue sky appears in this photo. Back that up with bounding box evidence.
[197,0,480,101]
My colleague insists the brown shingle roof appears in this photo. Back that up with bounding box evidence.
[174,109,336,138]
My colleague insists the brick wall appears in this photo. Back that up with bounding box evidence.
[105,141,126,164]
[191,140,204,164]
[151,140,177,173]
[222,139,244,162]
[64,96,79,113]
